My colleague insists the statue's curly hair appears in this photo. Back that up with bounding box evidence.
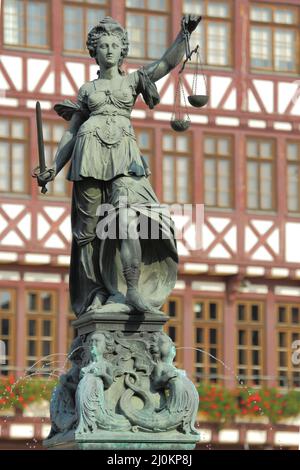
[86,16,129,76]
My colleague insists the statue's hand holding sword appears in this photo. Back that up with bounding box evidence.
[32,101,56,194]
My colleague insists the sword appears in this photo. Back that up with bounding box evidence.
[32,101,54,194]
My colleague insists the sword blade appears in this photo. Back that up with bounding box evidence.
[36,101,46,173]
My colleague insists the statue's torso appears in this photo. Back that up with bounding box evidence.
[68,72,148,182]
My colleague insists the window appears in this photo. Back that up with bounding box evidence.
[250,4,298,73]
[193,300,223,384]
[183,0,232,67]
[0,118,28,194]
[126,0,169,59]
[277,304,300,388]
[135,128,154,182]
[162,132,192,203]
[162,297,183,368]
[287,142,300,213]
[246,138,275,211]
[236,302,264,386]
[3,0,49,49]
[26,290,56,373]
[0,290,16,376]
[44,121,70,197]
[64,0,108,53]
[204,135,233,208]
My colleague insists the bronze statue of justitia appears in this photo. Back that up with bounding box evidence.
[36,15,201,317]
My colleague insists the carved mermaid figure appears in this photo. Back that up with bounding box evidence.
[75,331,130,433]
[119,333,199,434]
[48,337,83,437]
[37,15,201,317]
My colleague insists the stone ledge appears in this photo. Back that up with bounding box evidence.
[44,430,199,450]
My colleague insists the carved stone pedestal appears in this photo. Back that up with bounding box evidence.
[44,309,200,450]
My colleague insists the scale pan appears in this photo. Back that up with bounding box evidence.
[188,95,209,108]
[170,119,190,132]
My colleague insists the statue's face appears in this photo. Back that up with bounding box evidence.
[96,34,122,68]
[90,333,106,358]
[159,336,176,361]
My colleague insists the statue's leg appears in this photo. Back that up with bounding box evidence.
[119,207,151,312]
[70,178,108,315]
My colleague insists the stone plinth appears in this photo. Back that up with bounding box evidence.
[44,309,200,450]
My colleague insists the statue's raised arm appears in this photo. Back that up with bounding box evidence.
[144,14,202,83]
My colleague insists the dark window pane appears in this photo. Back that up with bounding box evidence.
[209,347,217,363]
[292,372,300,387]
[169,300,177,317]
[196,367,203,380]
[279,332,286,347]
[238,330,246,345]
[279,351,287,366]
[252,350,259,365]
[1,319,9,336]
[278,306,286,323]
[168,326,176,342]
[209,328,217,344]
[252,371,260,385]
[28,340,36,356]
[292,307,299,323]
[196,328,203,343]
[41,293,52,311]
[238,304,245,321]
[196,350,203,363]
[209,302,217,320]
[28,320,36,336]
[0,291,11,310]
[279,371,287,387]
[251,305,259,321]
[43,320,51,337]
[252,330,259,346]
[42,341,51,356]
[238,349,246,364]
[292,332,300,342]
[28,293,37,311]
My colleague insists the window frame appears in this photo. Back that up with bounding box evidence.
[0,289,16,376]
[0,117,29,195]
[276,303,300,389]
[2,0,51,50]
[236,300,265,386]
[286,140,300,213]
[182,0,233,68]
[193,298,223,384]
[63,0,109,54]
[134,127,154,184]
[126,1,170,61]
[25,289,57,372]
[43,120,71,198]
[162,296,183,369]
[250,2,300,74]
[245,136,276,212]
[162,131,193,204]
[203,133,234,209]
